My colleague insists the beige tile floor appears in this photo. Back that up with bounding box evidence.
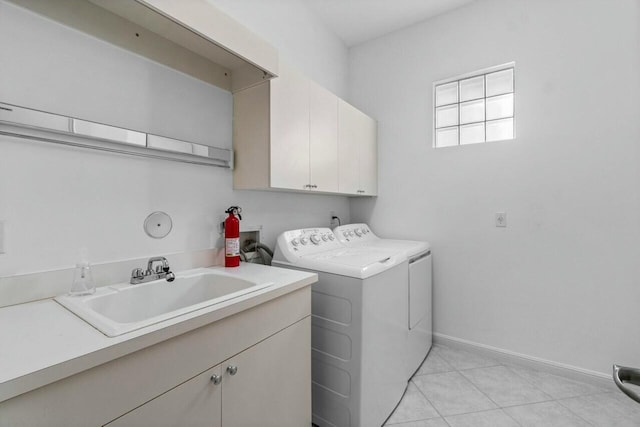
[384,345,640,427]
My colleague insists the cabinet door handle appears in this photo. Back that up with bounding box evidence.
[227,365,238,376]
[210,374,222,385]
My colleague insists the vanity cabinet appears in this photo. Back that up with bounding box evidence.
[0,286,311,427]
[233,62,375,196]
[105,317,310,427]
[338,100,378,196]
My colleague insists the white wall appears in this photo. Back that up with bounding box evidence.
[0,0,350,277]
[207,0,349,97]
[349,0,640,375]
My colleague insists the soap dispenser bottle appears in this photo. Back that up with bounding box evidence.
[69,248,96,296]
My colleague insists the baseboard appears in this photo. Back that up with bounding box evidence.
[433,333,617,391]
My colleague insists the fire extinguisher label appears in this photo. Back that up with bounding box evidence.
[225,238,240,256]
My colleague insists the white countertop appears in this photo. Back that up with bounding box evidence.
[0,263,316,403]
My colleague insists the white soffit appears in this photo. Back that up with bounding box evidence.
[304,0,476,46]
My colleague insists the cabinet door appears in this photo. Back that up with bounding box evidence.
[222,317,311,427]
[337,100,360,194]
[270,62,310,190]
[309,81,338,192]
[105,365,222,427]
[358,112,378,196]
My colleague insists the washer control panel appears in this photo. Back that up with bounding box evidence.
[276,228,341,258]
[334,223,375,244]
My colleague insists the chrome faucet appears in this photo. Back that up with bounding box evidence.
[130,256,176,284]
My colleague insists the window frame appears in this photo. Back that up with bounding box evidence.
[432,62,516,148]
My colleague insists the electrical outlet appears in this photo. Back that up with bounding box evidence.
[0,221,5,254]
[495,212,507,228]
[329,211,340,229]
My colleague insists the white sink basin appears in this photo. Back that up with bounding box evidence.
[55,268,274,337]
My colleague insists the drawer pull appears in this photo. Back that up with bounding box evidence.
[210,374,222,385]
[227,365,238,376]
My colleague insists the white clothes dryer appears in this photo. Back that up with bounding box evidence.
[334,224,432,380]
[273,228,408,427]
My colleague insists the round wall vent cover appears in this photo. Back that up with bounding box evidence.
[144,211,173,239]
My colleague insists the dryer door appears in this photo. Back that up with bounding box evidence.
[409,251,432,329]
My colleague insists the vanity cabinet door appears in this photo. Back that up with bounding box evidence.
[222,317,311,427]
[104,365,223,427]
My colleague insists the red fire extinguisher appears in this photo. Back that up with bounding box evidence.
[224,206,242,267]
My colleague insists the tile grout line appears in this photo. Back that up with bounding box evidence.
[424,345,507,418]
[554,394,608,426]
[445,406,525,426]
[410,345,615,426]
[409,377,449,423]
[459,363,559,408]
[408,345,454,425]
[506,363,612,397]
[438,346,558,426]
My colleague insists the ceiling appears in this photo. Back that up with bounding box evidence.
[304,0,476,47]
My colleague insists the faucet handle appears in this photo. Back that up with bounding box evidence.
[131,268,144,279]
[161,258,171,273]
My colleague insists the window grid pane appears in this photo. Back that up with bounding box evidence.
[486,68,514,97]
[436,127,459,147]
[460,123,485,145]
[435,104,459,128]
[486,93,514,120]
[435,82,459,106]
[459,76,485,102]
[460,99,485,125]
[434,65,514,148]
[486,117,514,141]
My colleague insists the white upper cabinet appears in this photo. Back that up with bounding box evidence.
[309,81,339,193]
[338,100,378,196]
[270,63,311,190]
[234,62,375,196]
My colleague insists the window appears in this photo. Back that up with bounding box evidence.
[433,63,515,148]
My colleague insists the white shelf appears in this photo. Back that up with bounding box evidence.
[0,102,233,168]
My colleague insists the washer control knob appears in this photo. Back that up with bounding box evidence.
[300,237,309,245]
[291,238,300,246]
[343,231,349,237]
[328,234,335,241]
[310,234,321,245]
[321,234,329,241]
[354,229,363,237]
[348,231,354,237]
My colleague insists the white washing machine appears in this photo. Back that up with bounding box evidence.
[273,228,408,427]
[334,224,432,379]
